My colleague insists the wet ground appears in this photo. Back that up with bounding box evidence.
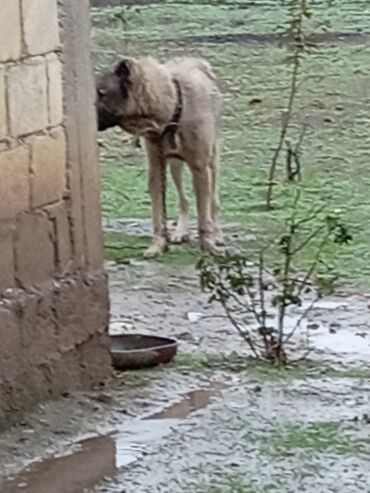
[1,257,370,492]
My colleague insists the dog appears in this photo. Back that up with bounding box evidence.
[96,56,224,258]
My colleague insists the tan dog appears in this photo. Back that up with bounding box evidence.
[96,56,224,257]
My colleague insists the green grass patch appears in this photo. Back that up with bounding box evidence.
[105,231,200,265]
[264,421,369,456]
[171,351,370,380]
[105,232,149,263]
[93,1,370,289]
[91,1,370,47]
[201,479,276,493]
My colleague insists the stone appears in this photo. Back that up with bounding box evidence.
[44,201,72,273]
[0,221,15,292]
[7,58,48,136]
[0,146,30,220]
[46,54,64,126]
[0,1,22,62]
[0,308,21,379]
[14,211,55,287]
[19,290,59,365]
[54,272,109,351]
[30,127,67,207]
[0,67,7,139]
[22,0,60,56]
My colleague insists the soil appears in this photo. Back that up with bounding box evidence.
[1,258,370,492]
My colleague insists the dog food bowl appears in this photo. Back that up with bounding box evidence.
[110,334,178,370]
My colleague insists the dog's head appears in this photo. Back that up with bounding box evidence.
[96,58,133,131]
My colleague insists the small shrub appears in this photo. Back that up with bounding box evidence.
[197,189,351,365]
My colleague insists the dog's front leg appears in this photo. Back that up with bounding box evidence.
[144,142,168,258]
[170,159,190,244]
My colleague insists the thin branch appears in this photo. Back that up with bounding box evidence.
[295,234,330,296]
[284,296,318,345]
[293,203,327,228]
[291,224,326,255]
[257,251,269,352]
[266,0,308,208]
[222,303,260,358]
[266,56,300,208]
[277,220,294,362]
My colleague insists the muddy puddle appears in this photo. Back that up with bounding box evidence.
[0,436,116,493]
[0,383,224,493]
[148,382,225,420]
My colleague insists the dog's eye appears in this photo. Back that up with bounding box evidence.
[97,89,107,99]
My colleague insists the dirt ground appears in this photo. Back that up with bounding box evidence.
[0,257,370,492]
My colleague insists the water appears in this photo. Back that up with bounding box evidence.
[0,384,224,493]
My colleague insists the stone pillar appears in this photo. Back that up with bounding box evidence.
[0,0,111,428]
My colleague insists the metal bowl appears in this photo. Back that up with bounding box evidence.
[110,334,178,370]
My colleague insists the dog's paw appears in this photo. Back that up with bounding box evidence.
[213,225,225,246]
[214,233,225,246]
[170,229,190,244]
[200,237,225,256]
[144,239,168,258]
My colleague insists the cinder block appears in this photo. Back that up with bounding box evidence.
[0,1,21,62]
[0,67,7,139]
[0,221,15,293]
[79,333,112,387]
[54,272,109,352]
[46,54,63,126]
[44,201,72,273]
[22,0,60,56]
[15,211,55,287]
[53,277,86,352]
[7,57,48,136]
[0,308,21,379]
[30,127,66,207]
[19,290,59,365]
[0,146,30,220]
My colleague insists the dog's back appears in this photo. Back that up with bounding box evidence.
[165,57,223,129]
[165,57,217,81]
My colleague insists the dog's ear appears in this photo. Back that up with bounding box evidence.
[114,58,131,80]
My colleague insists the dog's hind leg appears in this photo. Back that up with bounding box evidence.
[190,157,221,256]
[210,142,224,246]
[169,159,190,244]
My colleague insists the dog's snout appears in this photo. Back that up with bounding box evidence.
[96,104,121,132]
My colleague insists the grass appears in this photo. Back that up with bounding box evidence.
[114,350,370,392]
[105,231,200,265]
[200,418,370,491]
[91,1,370,44]
[170,351,370,380]
[201,479,276,493]
[264,421,369,457]
[92,1,370,289]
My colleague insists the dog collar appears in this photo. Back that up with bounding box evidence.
[160,78,183,149]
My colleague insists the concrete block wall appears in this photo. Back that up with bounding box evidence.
[0,0,111,427]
